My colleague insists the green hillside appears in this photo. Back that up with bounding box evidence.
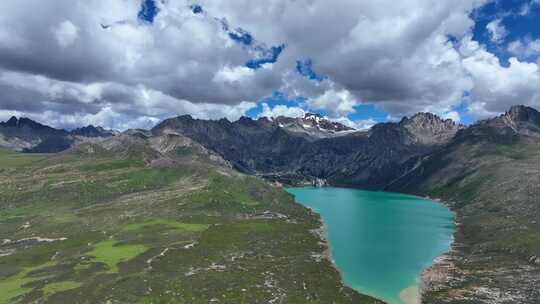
[0,139,382,304]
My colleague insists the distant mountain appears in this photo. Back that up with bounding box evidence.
[70,125,116,138]
[271,113,354,138]
[152,112,461,188]
[0,117,115,153]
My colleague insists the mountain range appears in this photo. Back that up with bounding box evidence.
[0,116,115,153]
[1,106,540,303]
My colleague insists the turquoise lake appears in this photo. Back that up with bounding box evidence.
[287,187,455,304]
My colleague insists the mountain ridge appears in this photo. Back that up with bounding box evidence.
[0,116,116,153]
[152,111,462,188]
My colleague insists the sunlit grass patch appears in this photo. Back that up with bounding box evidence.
[0,206,39,221]
[0,263,53,303]
[41,281,82,297]
[122,219,209,233]
[78,159,145,173]
[87,240,148,273]
[185,175,264,210]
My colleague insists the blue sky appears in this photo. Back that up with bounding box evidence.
[473,0,540,63]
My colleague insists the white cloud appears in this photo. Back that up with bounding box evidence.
[508,38,540,59]
[2,0,539,128]
[333,117,377,130]
[442,111,461,123]
[460,36,540,118]
[213,66,255,83]
[0,69,256,130]
[307,89,356,118]
[257,103,305,118]
[53,20,79,47]
[486,19,507,44]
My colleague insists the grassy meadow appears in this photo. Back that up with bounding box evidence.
[0,145,382,304]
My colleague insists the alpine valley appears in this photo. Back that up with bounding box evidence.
[1,105,540,303]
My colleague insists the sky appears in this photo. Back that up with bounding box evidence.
[0,0,539,130]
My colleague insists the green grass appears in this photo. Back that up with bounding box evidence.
[78,159,145,172]
[121,168,190,190]
[41,281,82,297]
[87,240,148,273]
[0,206,39,220]
[0,141,381,303]
[0,149,47,169]
[0,263,53,303]
[185,175,263,210]
[122,219,209,233]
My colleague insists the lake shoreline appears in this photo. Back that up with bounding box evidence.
[399,285,419,304]
[418,197,462,304]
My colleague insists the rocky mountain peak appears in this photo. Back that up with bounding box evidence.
[398,112,461,145]
[400,112,454,127]
[0,116,67,134]
[4,116,19,127]
[303,113,324,122]
[236,116,259,127]
[272,113,354,137]
[302,113,353,131]
[1,116,54,131]
[503,105,540,126]
[483,105,540,136]
[70,125,115,138]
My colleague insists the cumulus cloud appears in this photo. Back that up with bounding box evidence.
[486,19,508,44]
[257,103,306,119]
[0,0,538,129]
[442,111,461,123]
[307,89,356,118]
[460,36,540,118]
[196,0,485,117]
[508,38,540,59]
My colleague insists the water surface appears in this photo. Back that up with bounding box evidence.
[287,187,454,304]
